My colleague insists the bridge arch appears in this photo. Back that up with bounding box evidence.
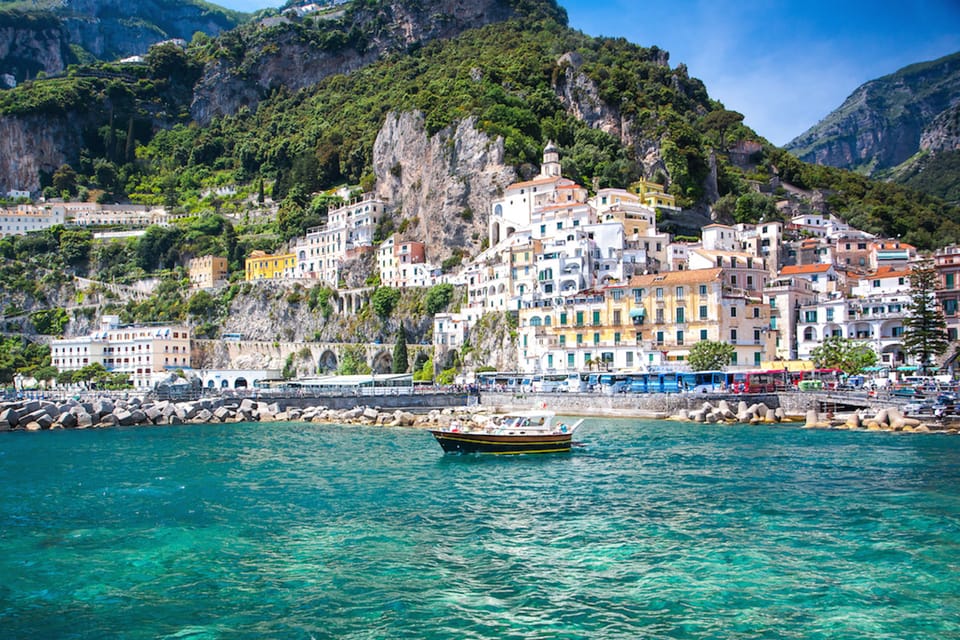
[318,349,338,373]
[370,350,392,374]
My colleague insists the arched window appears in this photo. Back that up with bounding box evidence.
[803,327,816,341]
[530,316,543,327]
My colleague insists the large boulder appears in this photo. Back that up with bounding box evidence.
[0,407,20,428]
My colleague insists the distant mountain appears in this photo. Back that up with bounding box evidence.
[785,52,960,181]
[0,0,244,85]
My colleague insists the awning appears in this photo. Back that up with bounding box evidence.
[862,366,888,372]
[629,308,646,318]
[896,366,918,372]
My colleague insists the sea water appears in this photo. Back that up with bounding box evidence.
[1,420,959,639]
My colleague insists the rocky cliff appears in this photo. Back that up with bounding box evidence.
[372,111,515,263]
[785,51,960,175]
[0,0,240,85]
[191,0,525,124]
[0,114,79,192]
[0,12,71,83]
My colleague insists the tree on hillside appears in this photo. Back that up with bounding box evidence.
[687,340,735,371]
[698,109,744,150]
[810,336,877,375]
[392,325,408,373]
[903,262,949,374]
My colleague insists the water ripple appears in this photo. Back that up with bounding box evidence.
[1,420,959,638]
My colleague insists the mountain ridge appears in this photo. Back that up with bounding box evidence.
[785,51,960,182]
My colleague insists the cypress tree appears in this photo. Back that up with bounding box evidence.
[392,325,408,373]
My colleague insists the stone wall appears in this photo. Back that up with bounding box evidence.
[480,391,821,417]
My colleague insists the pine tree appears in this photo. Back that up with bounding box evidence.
[392,325,408,374]
[903,262,950,374]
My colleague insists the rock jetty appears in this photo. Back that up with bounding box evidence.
[0,396,490,431]
[671,399,957,434]
[676,399,792,425]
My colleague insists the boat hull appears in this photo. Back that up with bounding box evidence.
[430,430,573,454]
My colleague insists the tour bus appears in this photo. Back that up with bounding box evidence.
[532,374,567,393]
[562,372,591,393]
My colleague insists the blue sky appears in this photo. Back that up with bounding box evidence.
[215,0,960,146]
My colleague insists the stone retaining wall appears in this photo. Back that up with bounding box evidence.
[479,391,818,417]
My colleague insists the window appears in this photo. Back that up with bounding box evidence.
[676,286,685,299]
[676,308,685,323]
[576,333,583,345]
[826,308,834,322]
[576,311,584,326]
[699,284,707,296]
[655,308,664,324]
[592,311,601,326]
[873,280,881,288]
[804,310,817,323]
[547,354,554,368]
[947,273,956,289]
[944,299,958,316]
[632,288,643,303]
[593,333,600,345]
[612,290,623,301]
[700,329,708,340]
[656,331,664,345]
[559,335,566,346]
[560,312,567,325]
[754,329,761,342]
[754,352,762,366]
[613,310,622,325]
[731,329,738,342]
[567,353,575,367]
[676,330,684,345]
[699,305,708,319]
[731,307,737,318]
[614,331,621,344]
[656,287,664,299]
[892,326,904,337]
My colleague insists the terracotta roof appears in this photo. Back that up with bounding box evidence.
[871,265,911,278]
[628,267,723,287]
[505,176,571,191]
[780,263,833,275]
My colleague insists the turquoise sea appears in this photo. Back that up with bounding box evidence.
[1,419,959,639]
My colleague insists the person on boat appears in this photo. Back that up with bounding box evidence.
[558,422,568,433]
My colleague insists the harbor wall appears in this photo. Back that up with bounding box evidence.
[479,391,821,417]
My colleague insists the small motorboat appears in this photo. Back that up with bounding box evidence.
[430,410,584,455]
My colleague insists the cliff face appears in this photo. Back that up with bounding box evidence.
[0,16,71,83]
[0,0,240,85]
[191,0,518,124]
[0,114,79,192]
[372,111,516,263]
[920,102,960,153]
[786,51,960,175]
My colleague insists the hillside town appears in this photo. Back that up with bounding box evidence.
[234,143,958,378]
[8,143,958,389]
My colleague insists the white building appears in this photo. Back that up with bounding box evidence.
[51,315,192,389]
[0,204,65,236]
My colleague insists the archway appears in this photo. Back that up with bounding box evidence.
[235,377,248,389]
[371,350,392,374]
[318,349,338,373]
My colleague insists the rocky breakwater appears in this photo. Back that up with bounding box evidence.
[803,407,958,434]
[0,397,489,431]
[674,399,795,425]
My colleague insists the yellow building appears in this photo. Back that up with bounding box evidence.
[517,267,774,373]
[629,178,679,210]
[245,250,296,281]
[189,255,228,289]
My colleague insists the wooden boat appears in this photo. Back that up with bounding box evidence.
[430,410,584,455]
